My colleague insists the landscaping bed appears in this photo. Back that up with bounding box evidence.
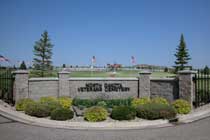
[13,96,192,123]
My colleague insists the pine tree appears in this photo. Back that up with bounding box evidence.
[33,31,53,77]
[203,66,209,74]
[20,61,27,70]
[174,34,191,71]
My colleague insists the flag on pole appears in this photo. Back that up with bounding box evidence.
[131,56,136,65]
[0,55,9,62]
[92,56,96,64]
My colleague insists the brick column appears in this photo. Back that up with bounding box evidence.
[13,70,29,102]
[178,70,197,107]
[138,71,152,98]
[58,71,70,97]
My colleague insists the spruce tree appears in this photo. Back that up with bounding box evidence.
[203,66,209,74]
[174,34,191,71]
[20,61,27,70]
[33,31,53,77]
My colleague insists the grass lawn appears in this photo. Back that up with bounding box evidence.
[70,70,176,78]
[29,70,176,78]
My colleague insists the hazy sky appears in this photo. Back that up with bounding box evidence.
[0,0,210,68]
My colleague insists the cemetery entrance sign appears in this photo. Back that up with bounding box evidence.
[78,83,130,92]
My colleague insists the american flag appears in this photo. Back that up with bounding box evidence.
[0,55,9,62]
[92,56,96,64]
[131,56,136,65]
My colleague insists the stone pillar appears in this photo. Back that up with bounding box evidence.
[13,70,29,102]
[58,71,70,97]
[178,70,197,107]
[138,71,152,98]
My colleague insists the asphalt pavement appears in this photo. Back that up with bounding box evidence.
[0,115,210,140]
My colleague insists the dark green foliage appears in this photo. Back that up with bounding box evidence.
[50,108,74,121]
[72,98,133,108]
[19,61,27,70]
[62,64,66,68]
[136,103,176,120]
[25,102,51,117]
[174,34,191,71]
[203,66,209,74]
[111,106,136,120]
[33,31,53,77]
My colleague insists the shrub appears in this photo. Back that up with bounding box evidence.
[15,98,35,111]
[111,106,136,120]
[58,97,72,109]
[131,97,151,108]
[72,98,98,108]
[50,108,74,121]
[97,101,107,108]
[151,97,169,105]
[25,102,51,117]
[39,96,61,111]
[136,103,176,120]
[84,106,108,122]
[172,99,191,114]
[105,98,133,108]
[72,98,133,108]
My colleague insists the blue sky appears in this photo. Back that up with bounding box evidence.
[0,0,210,68]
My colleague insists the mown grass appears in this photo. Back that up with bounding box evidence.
[29,70,175,78]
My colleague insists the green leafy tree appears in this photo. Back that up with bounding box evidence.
[174,34,191,71]
[20,61,27,70]
[62,64,66,68]
[33,31,53,77]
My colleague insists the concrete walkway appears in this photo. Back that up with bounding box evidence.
[1,100,210,130]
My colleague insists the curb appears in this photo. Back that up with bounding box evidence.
[1,103,210,130]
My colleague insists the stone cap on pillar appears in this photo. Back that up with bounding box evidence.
[139,70,152,75]
[178,70,197,74]
[12,70,29,74]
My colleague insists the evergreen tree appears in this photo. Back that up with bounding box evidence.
[33,31,53,77]
[62,64,66,68]
[203,65,209,74]
[20,61,27,70]
[174,34,191,71]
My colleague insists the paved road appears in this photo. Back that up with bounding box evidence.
[0,115,210,140]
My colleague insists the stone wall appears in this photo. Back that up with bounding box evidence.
[13,70,196,107]
[29,78,59,100]
[150,78,179,102]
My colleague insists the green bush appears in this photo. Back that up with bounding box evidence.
[172,99,191,114]
[25,102,51,117]
[72,98,133,108]
[39,96,61,111]
[58,97,72,109]
[131,97,151,108]
[15,98,35,111]
[84,106,108,122]
[151,97,169,105]
[72,98,98,108]
[105,98,133,108]
[97,101,107,108]
[111,106,136,120]
[136,103,176,120]
[50,108,74,121]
